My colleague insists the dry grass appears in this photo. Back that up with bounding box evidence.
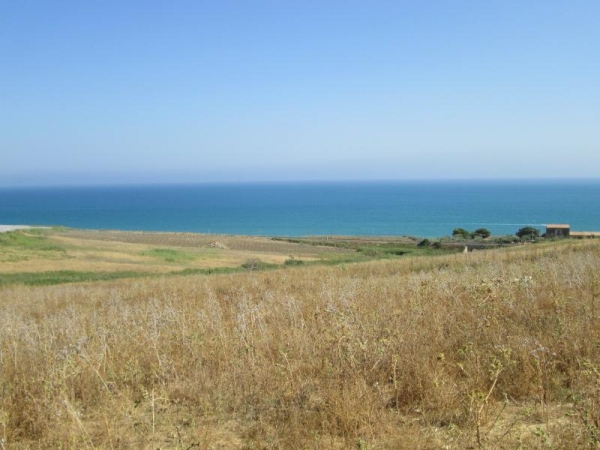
[56,229,353,256]
[1,239,600,448]
[0,230,329,277]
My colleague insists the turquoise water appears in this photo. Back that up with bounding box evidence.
[1,180,599,237]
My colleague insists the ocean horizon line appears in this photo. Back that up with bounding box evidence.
[2,177,600,190]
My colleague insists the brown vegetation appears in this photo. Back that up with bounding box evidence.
[0,229,336,278]
[56,229,353,256]
[1,240,599,448]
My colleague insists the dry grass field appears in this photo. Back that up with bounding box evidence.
[0,228,449,288]
[55,229,355,256]
[55,229,354,257]
[0,229,359,287]
[1,235,600,448]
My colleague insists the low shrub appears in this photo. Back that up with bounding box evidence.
[284,257,305,266]
[242,258,265,270]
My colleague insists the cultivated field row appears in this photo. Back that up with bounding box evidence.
[56,229,354,255]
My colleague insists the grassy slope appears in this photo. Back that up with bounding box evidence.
[1,239,599,448]
[0,229,457,286]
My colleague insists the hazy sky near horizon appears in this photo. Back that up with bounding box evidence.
[1,1,599,186]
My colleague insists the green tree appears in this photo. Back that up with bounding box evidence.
[473,228,491,239]
[452,228,471,239]
[516,227,540,239]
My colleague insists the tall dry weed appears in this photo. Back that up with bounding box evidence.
[0,240,599,448]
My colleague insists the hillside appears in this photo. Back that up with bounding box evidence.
[0,228,446,287]
[0,238,599,448]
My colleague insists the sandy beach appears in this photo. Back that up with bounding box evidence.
[0,225,37,233]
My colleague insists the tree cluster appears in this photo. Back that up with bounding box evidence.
[515,227,540,239]
[452,228,491,239]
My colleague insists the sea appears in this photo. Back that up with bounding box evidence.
[1,180,599,238]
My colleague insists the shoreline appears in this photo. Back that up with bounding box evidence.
[0,225,42,233]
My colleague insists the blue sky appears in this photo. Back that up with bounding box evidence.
[1,1,599,185]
